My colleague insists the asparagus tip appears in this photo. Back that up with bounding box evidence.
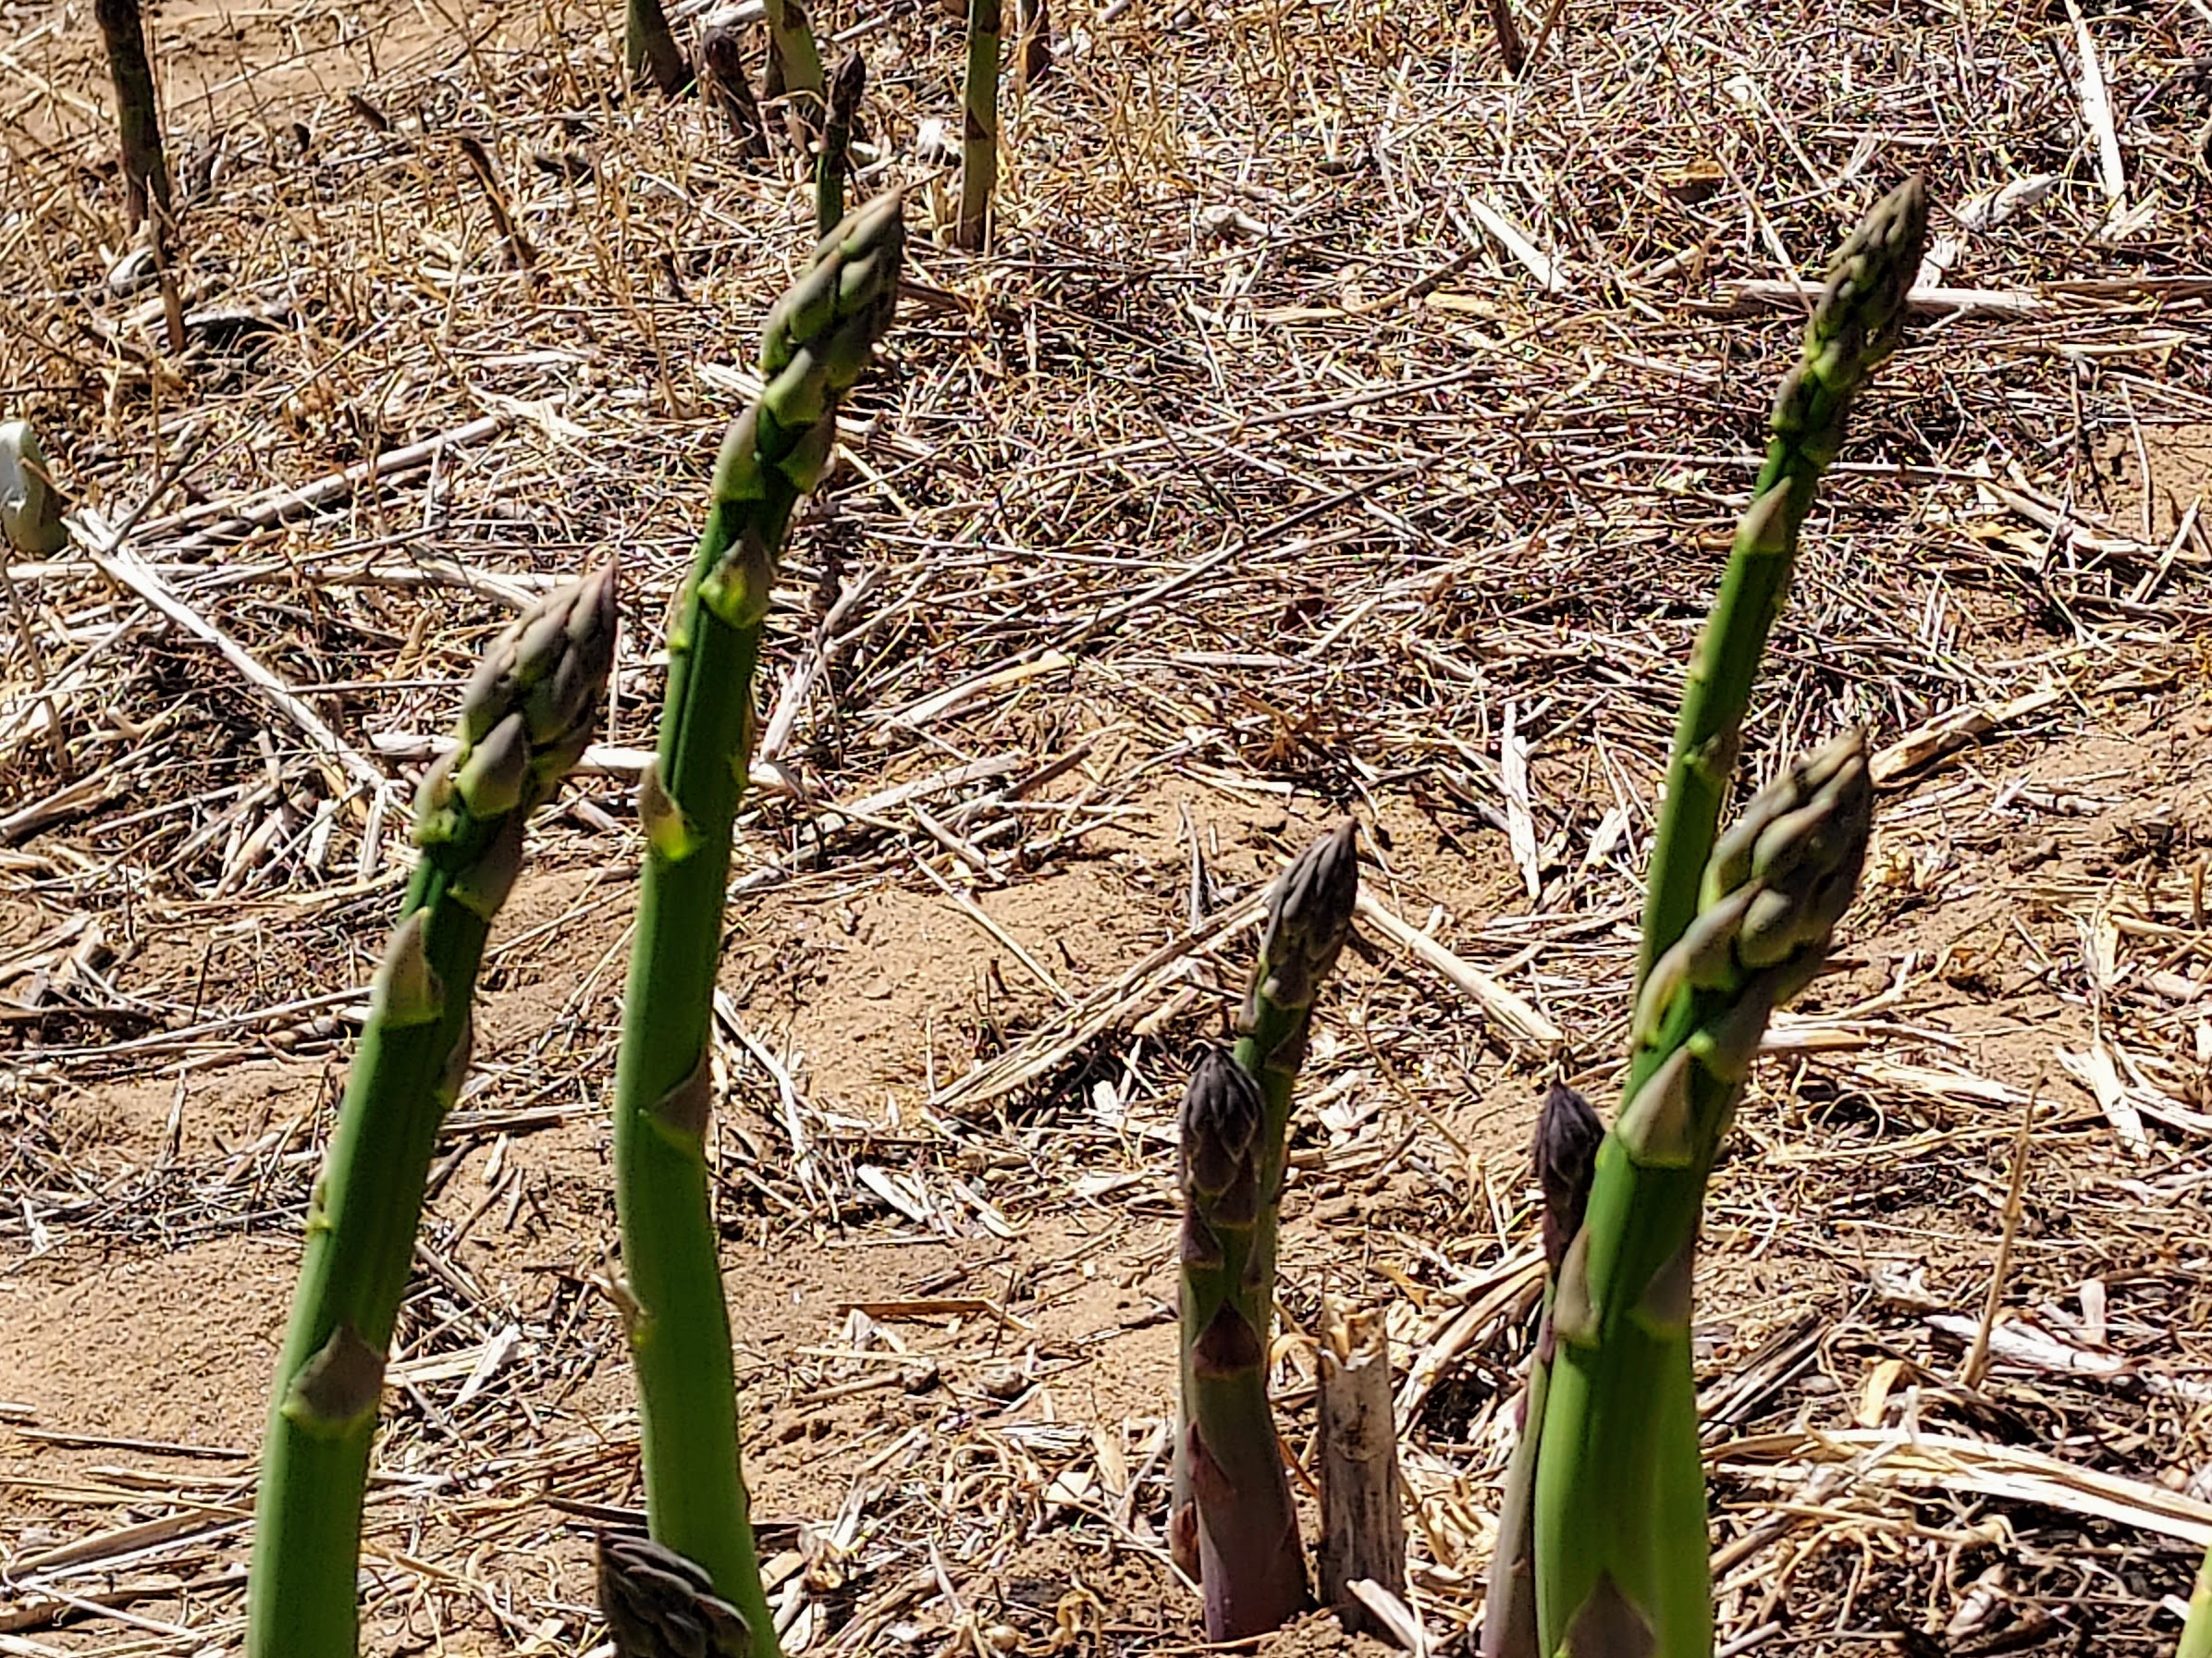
[1809,173,1931,379]
[1251,817,1360,1015]
[1534,1081,1603,1273]
[1179,1046,1264,1211]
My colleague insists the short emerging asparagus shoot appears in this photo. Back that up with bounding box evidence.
[1175,820,1359,1642]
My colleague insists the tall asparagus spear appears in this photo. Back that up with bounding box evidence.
[816,50,865,240]
[953,0,1002,249]
[609,191,903,1657]
[1500,179,1924,1658]
[1174,820,1359,1642]
[1635,173,1924,994]
[248,566,619,1658]
[1531,733,1874,1658]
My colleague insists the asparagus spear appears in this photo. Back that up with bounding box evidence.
[598,1534,751,1658]
[94,0,171,232]
[1531,732,1874,1658]
[609,191,903,1657]
[1480,1081,1603,1658]
[624,0,690,94]
[700,27,770,159]
[1234,819,1361,1363]
[816,50,865,240]
[1174,820,1359,1642]
[1493,181,1924,1658]
[1635,174,1925,995]
[247,565,619,1658]
[762,0,825,134]
[954,0,1002,249]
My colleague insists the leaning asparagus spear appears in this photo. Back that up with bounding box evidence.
[247,566,618,1658]
[1636,173,1925,993]
[609,191,903,1658]
[1173,820,1358,1642]
[1531,732,1874,1658]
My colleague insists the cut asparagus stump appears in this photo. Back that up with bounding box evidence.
[0,420,67,555]
[1531,733,1875,1658]
[1174,820,1359,1642]
[1316,1298,1408,1642]
[608,191,903,1658]
[246,565,619,1658]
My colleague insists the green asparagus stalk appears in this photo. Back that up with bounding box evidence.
[1635,173,1925,996]
[1178,1050,1304,1640]
[609,191,903,1656]
[1174,820,1359,1642]
[762,0,825,133]
[1,421,67,555]
[1480,1081,1603,1658]
[1531,732,1874,1658]
[1501,178,1925,1658]
[2180,1545,2212,1658]
[624,0,690,94]
[247,565,619,1658]
[816,50,865,240]
[954,0,1002,250]
[598,1534,750,1658]
[1234,819,1360,1358]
